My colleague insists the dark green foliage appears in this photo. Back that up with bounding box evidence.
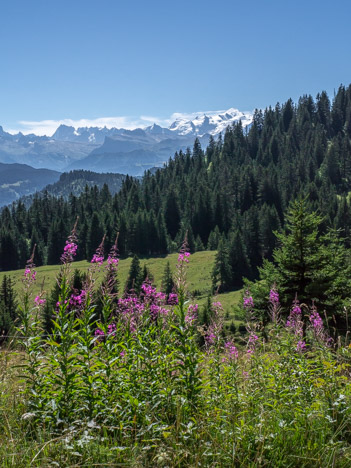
[256,198,351,324]
[161,261,174,295]
[212,238,232,292]
[0,275,18,343]
[125,255,143,294]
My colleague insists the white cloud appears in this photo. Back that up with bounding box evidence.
[5,116,158,136]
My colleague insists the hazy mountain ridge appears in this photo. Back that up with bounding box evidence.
[0,162,60,206]
[0,108,253,174]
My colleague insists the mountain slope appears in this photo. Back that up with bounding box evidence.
[0,162,60,206]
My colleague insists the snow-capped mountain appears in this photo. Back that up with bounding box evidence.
[51,108,253,144]
[167,108,252,137]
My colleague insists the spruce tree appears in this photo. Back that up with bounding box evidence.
[161,261,174,295]
[258,197,351,321]
[125,255,143,294]
[212,237,232,292]
[0,275,18,343]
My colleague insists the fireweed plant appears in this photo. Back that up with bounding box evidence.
[8,229,351,466]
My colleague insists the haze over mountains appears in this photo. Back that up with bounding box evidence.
[0,108,252,175]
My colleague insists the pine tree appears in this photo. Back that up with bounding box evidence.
[125,255,143,294]
[258,197,351,320]
[0,275,18,343]
[229,230,251,288]
[161,261,174,295]
[212,237,232,292]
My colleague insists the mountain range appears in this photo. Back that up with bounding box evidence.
[0,108,252,176]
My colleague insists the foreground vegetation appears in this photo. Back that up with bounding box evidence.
[1,232,351,467]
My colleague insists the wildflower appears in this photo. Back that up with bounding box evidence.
[243,294,254,309]
[23,248,37,289]
[247,333,259,355]
[69,290,86,309]
[286,298,303,338]
[223,340,238,362]
[175,235,190,292]
[107,323,116,336]
[269,286,281,323]
[34,295,46,307]
[167,293,178,305]
[269,288,279,305]
[185,304,198,325]
[107,256,119,266]
[296,340,306,353]
[94,328,105,342]
[91,254,104,265]
[61,220,78,264]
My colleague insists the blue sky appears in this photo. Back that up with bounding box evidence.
[1,0,351,135]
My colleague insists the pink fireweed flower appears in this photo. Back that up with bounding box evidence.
[34,295,46,307]
[296,340,306,353]
[205,330,217,346]
[91,254,104,265]
[269,288,279,304]
[107,256,119,266]
[107,322,117,336]
[167,293,178,305]
[69,290,86,309]
[286,298,303,338]
[94,328,105,342]
[308,303,332,345]
[22,248,37,289]
[269,286,281,324]
[223,340,238,362]
[89,235,106,269]
[247,332,259,355]
[212,301,223,316]
[61,220,78,264]
[117,295,145,333]
[185,304,198,325]
[243,293,254,310]
[175,235,190,292]
[178,251,190,263]
[101,235,120,298]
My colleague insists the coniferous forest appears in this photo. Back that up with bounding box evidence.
[1,85,351,279]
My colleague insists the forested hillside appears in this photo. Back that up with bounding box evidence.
[1,85,351,276]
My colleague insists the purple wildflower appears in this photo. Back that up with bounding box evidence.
[296,340,306,353]
[269,288,279,305]
[69,290,86,309]
[223,340,238,362]
[34,295,46,307]
[286,298,303,338]
[167,293,178,305]
[175,235,190,291]
[22,247,37,289]
[247,333,259,355]
[61,220,78,264]
[243,295,254,309]
[185,304,198,325]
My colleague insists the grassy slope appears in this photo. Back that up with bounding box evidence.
[0,251,244,323]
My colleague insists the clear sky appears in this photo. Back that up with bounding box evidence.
[1,0,351,135]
